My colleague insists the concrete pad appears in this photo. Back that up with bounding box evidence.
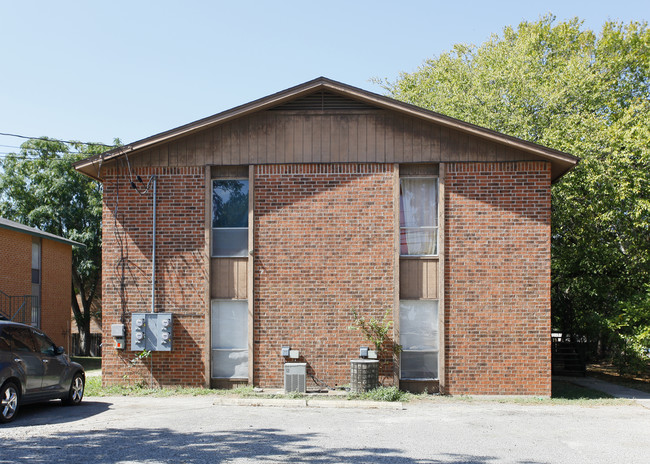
[213,397,404,410]
[307,399,403,409]
[563,376,650,409]
[213,397,307,408]
[4,395,650,463]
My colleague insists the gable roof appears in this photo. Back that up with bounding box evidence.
[0,217,83,247]
[74,77,579,182]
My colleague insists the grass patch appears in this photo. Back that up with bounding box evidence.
[85,376,221,397]
[71,356,101,371]
[84,377,628,406]
[85,379,406,402]
[230,385,256,396]
[348,386,410,402]
[85,379,304,399]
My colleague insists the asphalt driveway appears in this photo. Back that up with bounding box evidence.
[1,396,649,463]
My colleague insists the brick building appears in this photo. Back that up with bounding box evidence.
[74,78,578,395]
[0,217,80,350]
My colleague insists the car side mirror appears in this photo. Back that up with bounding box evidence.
[56,346,65,355]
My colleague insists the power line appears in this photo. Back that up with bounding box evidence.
[0,157,79,162]
[0,150,83,156]
[0,153,83,160]
[0,132,117,148]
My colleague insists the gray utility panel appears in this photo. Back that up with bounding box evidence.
[131,312,173,351]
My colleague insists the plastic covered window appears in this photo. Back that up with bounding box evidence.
[211,300,248,379]
[400,177,438,256]
[400,300,439,379]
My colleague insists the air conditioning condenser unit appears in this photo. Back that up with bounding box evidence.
[284,362,307,393]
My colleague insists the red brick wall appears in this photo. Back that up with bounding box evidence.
[253,164,396,388]
[41,239,72,349]
[0,228,31,298]
[97,159,552,394]
[101,166,207,387]
[444,161,552,396]
[0,229,71,349]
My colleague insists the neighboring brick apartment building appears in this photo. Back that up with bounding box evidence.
[74,78,578,395]
[0,217,79,350]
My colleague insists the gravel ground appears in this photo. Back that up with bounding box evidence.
[1,395,649,463]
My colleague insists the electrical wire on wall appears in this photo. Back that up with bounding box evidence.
[113,153,157,318]
[108,150,153,314]
[122,153,158,316]
[110,151,159,387]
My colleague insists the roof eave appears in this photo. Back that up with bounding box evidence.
[74,77,579,182]
[0,222,85,248]
[73,78,333,176]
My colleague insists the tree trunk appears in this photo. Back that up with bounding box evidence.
[79,315,92,356]
[71,281,93,356]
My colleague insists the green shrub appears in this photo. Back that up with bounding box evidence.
[611,336,649,375]
[608,289,650,375]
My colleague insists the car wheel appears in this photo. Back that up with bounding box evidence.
[63,373,84,406]
[1,381,19,423]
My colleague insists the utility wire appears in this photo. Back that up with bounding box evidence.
[0,132,117,148]
[0,151,83,161]
[0,156,81,162]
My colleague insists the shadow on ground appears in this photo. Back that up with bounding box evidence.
[551,379,613,399]
[4,399,111,428]
[0,425,548,464]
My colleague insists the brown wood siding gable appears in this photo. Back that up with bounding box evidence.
[124,110,540,169]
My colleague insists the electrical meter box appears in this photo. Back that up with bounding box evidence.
[130,313,173,351]
[111,324,126,350]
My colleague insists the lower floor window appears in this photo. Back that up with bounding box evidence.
[400,299,438,379]
[211,300,248,379]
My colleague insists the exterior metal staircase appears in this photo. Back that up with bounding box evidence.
[0,289,39,326]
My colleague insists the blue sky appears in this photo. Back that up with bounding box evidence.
[0,1,647,152]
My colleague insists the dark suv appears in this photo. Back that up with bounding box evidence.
[0,321,85,423]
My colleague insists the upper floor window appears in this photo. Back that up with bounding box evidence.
[32,238,40,284]
[212,179,249,257]
[399,177,438,256]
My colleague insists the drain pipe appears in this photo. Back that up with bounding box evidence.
[151,176,157,313]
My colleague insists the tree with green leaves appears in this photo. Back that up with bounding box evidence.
[0,138,110,355]
[378,16,650,371]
